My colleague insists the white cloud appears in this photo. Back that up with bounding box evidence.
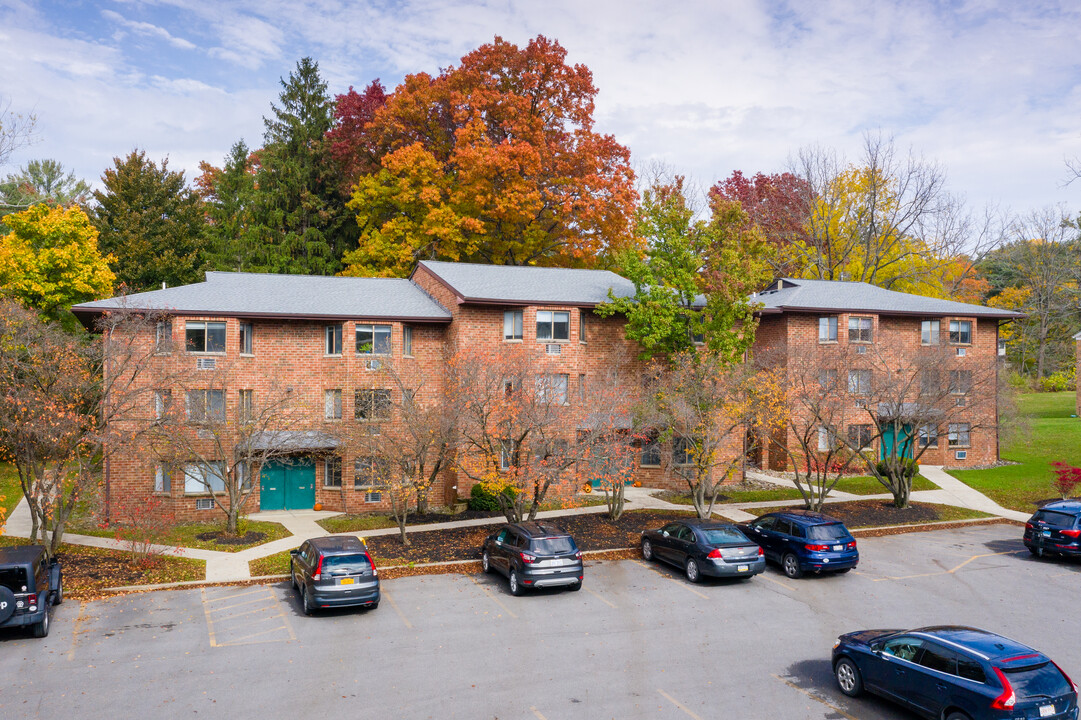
[100,8,197,51]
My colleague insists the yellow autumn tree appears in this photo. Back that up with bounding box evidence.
[0,204,115,319]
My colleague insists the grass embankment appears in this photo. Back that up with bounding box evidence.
[1,462,23,528]
[951,391,1081,513]
[659,474,937,506]
[67,518,291,553]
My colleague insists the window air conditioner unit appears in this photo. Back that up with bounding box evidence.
[955,397,966,407]
[954,450,967,460]
[195,498,214,510]
[854,399,867,408]
[546,344,561,355]
[855,346,867,354]
[364,491,382,503]
[956,348,966,357]
[364,359,382,370]
[196,357,217,370]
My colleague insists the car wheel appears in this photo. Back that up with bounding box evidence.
[53,580,63,606]
[302,586,314,616]
[641,539,654,561]
[482,551,491,573]
[945,713,972,720]
[834,657,862,697]
[685,558,701,583]
[32,610,50,638]
[1029,546,1041,558]
[782,553,803,579]
[509,570,523,597]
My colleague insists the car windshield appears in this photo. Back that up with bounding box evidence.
[322,554,371,573]
[702,528,748,545]
[1035,511,1075,529]
[0,567,28,592]
[532,537,577,555]
[1003,662,1071,699]
[806,524,848,541]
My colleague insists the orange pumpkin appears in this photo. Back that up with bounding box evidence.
[313,502,323,511]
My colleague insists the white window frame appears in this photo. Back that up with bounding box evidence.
[154,389,172,420]
[239,322,253,355]
[818,316,838,343]
[536,310,570,342]
[155,320,173,354]
[948,423,971,448]
[238,389,253,422]
[356,324,392,356]
[949,320,972,345]
[673,436,696,466]
[402,325,413,357]
[503,310,523,341]
[324,456,342,488]
[186,389,225,423]
[183,461,226,494]
[921,319,940,346]
[499,439,518,470]
[325,324,343,356]
[154,464,172,493]
[847,369,872,395]
[848,316,873,343]
[185,321,226,354]
[325,389,342,420]
[918,424,938,448]
[355,389,391,421]
[535,374,569,405]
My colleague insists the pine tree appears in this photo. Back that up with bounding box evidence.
[92,150,207,292]
[199,140,257,271]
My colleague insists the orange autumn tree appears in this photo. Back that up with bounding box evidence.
[340,35,638,277]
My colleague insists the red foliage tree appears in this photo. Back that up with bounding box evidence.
[326,80,388,190]
[1050,462,1081,500]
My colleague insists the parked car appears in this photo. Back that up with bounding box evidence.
[481,522,583,596]
[640,519,764,582]
[738,510,858,578]
[289,536,379,616]
[832,625,1078,720]
[0,545,62,638]
[1024,501,1081,559]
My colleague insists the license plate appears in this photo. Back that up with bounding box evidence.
[1043,531,1052,537]
[832,545,843,551]
[1039,704,1055,717]
[538,559,567,567]
[339,578,354,585]
[737,565,749,572]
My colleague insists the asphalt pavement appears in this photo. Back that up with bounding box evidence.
[1,523,1077,720]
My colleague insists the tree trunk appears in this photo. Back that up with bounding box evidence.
[607,484,626,521]
[226,506,239,535]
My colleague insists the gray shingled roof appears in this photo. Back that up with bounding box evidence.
[416,260,637,306]
[753,278,1023,319]
[71,271,452,322]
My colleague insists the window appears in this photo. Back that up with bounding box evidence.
[848,369,871,395]
[236,461,251,489]
[324,456,342,488]
[579,312,587,343]
[918,424,938,448]
[155,320,173,353]
[154,390,172,420]
[920,370,940,395]
[817,427,831,452]
[186,389,225,423]
[921,319,940,345]
[355,389,391,421]
[819,369,838,390]
[354,457,389,490]
[640,435,661,467]
[535,374,569,405]
[503,310,523,341]
[325,389,342,420]
[325,324,343,355]
[238,389,253,422]
[848,317,873,343]
[402,325,413,356]
[949,320,972,344]
[948,423,970,447]
[536,310,570,341]
[154,465,172,493]
[185,321,226,353]
[499,439,518,470]
[239,322,253,355]
[917,644,957,676]
[356,324,391,355]
[818,316,838,343]
[949,370,972,395]
[847,424,873,449]
[673,437,695,466]
[183,461,226,494]
[402,388,416,409]
[578,374,586,402]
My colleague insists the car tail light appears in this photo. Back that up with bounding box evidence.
[27,593,37,610]
[1052,661,1078,693]
[847,541,857,550]
[366,552,378,577]
[805,543,830,551]
[1025,522,1034,531]
[991,667,1016,709]
[758,547,764,557]
[707,548,723,559]
[574,551,582,560]
[312,555,324,581]
[1061,529,1081,538]
[519,552,535,564]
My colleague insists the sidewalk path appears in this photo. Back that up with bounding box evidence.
[0,467,1024,583]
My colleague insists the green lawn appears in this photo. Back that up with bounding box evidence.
[0,462,22,525]
[657,474,934,507]
[833,474,937,495]
[951,391,1081,513]
[67,517,291,553]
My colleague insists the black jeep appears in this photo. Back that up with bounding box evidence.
[0,545,63,638]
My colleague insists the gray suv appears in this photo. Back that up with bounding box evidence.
[289,536,379,615]
[481,522,583,596]
[0,545,63,638]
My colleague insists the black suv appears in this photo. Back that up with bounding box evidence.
[0,545,63,638]
[1024,500,1081,559]
[481,522,583,596]
[289,536,380,616]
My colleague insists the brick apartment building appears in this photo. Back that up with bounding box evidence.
[72,263,1020,520]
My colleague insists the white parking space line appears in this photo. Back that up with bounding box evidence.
[758,574,796,592]
[467,577,518,619]
[381,590,413,629]
[529,706,548,720]
[631,561,709,600]
[772,674,860,720]
[657,688,705,720]
[871,550,1021,582]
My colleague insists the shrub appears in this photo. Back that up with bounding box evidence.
[1037,367,1076,393]
[467,483,516,512]
[1050,462,1081,500]
[111,493,178,567]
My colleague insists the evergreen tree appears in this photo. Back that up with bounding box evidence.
[92,150,207,292]
[246,57,354,275]
[198,140,257,271]
[1,159,91,229]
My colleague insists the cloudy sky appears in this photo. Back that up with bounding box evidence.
[3,0,1080,215]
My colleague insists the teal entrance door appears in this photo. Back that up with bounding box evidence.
[880,424,914,460]
[260,459,316,510]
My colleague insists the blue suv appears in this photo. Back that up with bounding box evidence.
[1024,500,1081,559]
[738,510,858,578]
[832,626,1078,719]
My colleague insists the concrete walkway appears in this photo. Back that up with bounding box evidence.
[0,467,1026,583]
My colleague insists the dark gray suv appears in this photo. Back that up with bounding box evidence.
[0,545,63,638]
[289,536,379,615]
[481,522,583,596]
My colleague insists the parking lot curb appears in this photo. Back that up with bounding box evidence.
[849,516,1020,538]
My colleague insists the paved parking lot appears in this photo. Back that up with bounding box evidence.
[2,523,1078,720]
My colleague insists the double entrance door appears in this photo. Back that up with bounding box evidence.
[259,459,315,511]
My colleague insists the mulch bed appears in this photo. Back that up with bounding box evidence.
[55,548,203,599]
[194,530,267,545]
[364,510,698,565]
[807,500,949,527]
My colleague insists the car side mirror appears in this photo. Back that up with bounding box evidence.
[661,531,669,537]
[495,539,503,545]
[289,549,299,556]
[870,643,882,655]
